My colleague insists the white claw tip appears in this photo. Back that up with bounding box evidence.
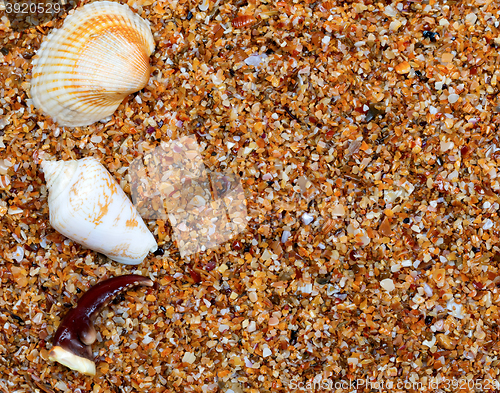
[48,346,96,376]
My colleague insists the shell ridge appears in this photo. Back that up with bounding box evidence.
[80,32,148,84]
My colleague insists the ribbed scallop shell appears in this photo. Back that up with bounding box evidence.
[41,157,158,264]
[31,1,155,127]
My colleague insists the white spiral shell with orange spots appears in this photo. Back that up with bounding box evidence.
[41,157,157,264]
[30,1,155,127]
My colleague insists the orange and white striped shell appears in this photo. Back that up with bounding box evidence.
[41,157,158,264]
[30,1,155,127]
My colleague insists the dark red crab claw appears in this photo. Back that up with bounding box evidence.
[48,275,154,375]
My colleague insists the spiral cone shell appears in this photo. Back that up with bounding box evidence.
[30,1,155,127]
[41,157,157,264]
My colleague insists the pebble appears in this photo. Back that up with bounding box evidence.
[448,93,459,103]
[465,13,477,25]
[331,204,345,216]
[301,212,314,225]
[380,278,395,292]
[12,245,24,262]
[281,230,291,243]
[483,219,493,230]
[447,299,464,319]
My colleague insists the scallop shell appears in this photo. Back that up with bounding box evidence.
[31,1,155,127]
[41,157,158,264]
